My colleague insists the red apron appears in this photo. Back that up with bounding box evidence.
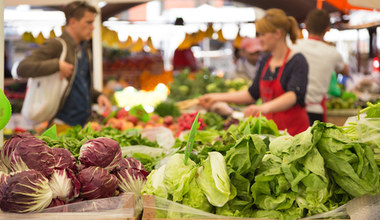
[307,95,327,122]
[259,49,309,136]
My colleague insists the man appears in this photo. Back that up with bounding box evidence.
[292,9,348,125]
[17,1,111,127]
[234,37,262,80]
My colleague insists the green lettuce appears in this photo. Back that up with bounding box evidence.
[182,179,212,213]
[251,154,295,211]
[141,165,168,199]
[312,121,380,197]
[225,134,266,181]
[196,152,231,207]
[163,153,197,202]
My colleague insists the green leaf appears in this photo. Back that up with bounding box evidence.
[41,124,58,140]
[184,112,200,165]
[0,89,12,130]
[258,112,262,135]
[129,104,150,122]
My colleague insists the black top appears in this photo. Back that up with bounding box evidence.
[248,53,309,107]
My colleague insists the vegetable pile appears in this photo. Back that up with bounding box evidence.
[0,133,148,213]
[168,68,249,102]
[142,114,380,220]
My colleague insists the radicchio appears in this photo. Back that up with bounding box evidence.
[49,169,81,202]
[78,166,118,200]
[119,157,148,176]
[0,132,33,170]
[79,137,122,171]
[0,170,53,213]
[9,137,55,177]
[52,148,77,171]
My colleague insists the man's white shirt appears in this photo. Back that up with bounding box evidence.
[292,39,345,114]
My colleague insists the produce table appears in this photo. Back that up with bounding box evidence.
[142,195,351,220]
[0,193,137,220]
[326,109,359,126]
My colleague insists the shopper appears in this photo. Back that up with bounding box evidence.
[234,37,263,80]
[292,9,348,125]
[199,8,309,136]
[17,1,111,127]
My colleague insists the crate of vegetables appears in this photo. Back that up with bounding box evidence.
[0,131,149,219]
[142,194,355,220]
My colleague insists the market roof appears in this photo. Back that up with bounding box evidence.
[5,0,378,24]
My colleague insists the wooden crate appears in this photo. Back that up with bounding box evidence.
[0,193,137,220]
[327,109,358,126]
[142,194,350,220]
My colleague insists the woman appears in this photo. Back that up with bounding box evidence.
[199,8,309,135]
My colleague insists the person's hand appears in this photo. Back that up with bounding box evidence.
[243,104,268,117]
[59,61,74,79]
[97,94,112,116]
[198,93,219,110]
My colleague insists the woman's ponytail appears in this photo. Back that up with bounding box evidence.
[287,16,299,44]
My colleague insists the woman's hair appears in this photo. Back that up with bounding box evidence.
[255,8,300,44]
[63,1,97,24]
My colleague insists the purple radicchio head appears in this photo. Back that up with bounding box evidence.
[0,170,53,213]
[52,148,77,171]
[78,166,118,200]
[49,169,81,203]
[79,137,122,171]
[119,157,149,177]
[9,137,55,177]
[0,132,33,171]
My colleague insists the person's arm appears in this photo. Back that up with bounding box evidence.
[334,50,349,76]
[17,39,63,78]
[244,91,296,116]
[338,63,349,76]
[97,94,112,116]
[198,90,254,109]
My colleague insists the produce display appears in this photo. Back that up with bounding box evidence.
[141,105,380,219]
[168,68,249,102]
[326,91,357,110]
[0,101,379,219]
[0,133,148,213]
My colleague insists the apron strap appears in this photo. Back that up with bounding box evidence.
[260,48,291,81]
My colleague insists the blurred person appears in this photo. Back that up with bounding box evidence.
[17,1,111,127]
[199,8,309,136]
[234,37,263,80]
[292,9,349,125]
[172,47,198,72]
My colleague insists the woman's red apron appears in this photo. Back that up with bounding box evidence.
[259,49,309,135]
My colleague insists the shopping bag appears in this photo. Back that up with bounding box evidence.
[21,38,68,124]
[327,71,341,97]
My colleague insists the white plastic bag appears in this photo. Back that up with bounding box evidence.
[21,38,68,124]
[141,126,175,149]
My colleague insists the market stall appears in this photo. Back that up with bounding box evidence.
[1,0,380,219]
